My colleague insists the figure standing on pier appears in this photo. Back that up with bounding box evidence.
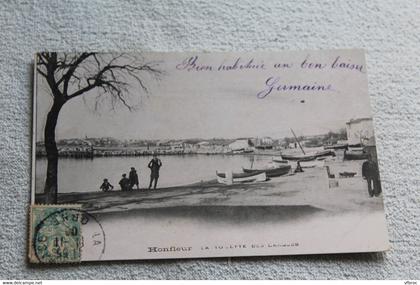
[148,154,162,189]
[100,178,114,192]
[119,174,130,191]
[362,154,381,197]
[129,167,140,190]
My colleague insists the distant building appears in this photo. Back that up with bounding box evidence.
[197,141,210,147]
[255,137,274,149]
[228,139,251,152]
[346,118,375,146]
[157,140,170,146]
[169,141,186,152]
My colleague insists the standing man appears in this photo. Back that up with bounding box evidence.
[129,167,140,190]
[148,154,162,189]
[362,154,382,197]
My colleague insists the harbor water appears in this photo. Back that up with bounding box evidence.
[35,154,279,194]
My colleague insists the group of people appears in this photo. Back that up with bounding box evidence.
[99,155,163,192]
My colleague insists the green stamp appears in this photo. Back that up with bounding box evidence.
[29,205,82,263]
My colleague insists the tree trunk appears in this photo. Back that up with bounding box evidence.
[43,99,64,204]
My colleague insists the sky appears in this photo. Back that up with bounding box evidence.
[35,50,373,141]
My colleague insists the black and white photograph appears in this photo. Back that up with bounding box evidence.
[32,49,389,261]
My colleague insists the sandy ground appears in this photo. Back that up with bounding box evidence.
[39,160,389,260]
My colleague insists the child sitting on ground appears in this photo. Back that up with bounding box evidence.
[100,178,114,192]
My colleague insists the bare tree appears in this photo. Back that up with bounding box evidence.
[36,52,161,203]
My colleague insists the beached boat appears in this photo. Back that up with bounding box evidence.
[216,171,267,184]
[280,150,335,161]
[339,171,357,178]
[274,159,324,169]
[324,144,348,150]
[272,157,288,163]
[242,164,291,177]
[343,149,368,160]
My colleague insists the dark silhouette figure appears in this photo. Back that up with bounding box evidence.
[362,156,382,197]
[129,167,139,190]
[119,174,130,191]
[148,155,162,189]
[100,178,114,192]
[294,161,304,173]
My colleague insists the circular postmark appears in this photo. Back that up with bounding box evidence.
[79,210,106,261]
[33,208,105,263]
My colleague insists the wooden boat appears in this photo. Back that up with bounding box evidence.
[339,171,357,178]
[216,171,266,184]
[324,144,348,150]
[242,164,291,177]
[343,149,368,160]
[272,158,288,164]
[280,150,335,161]
[282,128,335,161]
[292,157,325,168]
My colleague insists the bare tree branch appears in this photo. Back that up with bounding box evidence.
[36,67,48,79]
[36,52,162,110]
[60,52,95,93]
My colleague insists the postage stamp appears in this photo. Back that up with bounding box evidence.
[29,204,82,263]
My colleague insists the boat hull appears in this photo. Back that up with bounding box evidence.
[324,144,348,150]
[216,171,266,184]
[272,158,288,164]
[281,150,335,161]
[344,150,368,160]
[242,165,291,177]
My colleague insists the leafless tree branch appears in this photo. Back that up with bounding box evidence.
[36,52,162,110]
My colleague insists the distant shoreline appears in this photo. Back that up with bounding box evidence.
[35,149,285,159]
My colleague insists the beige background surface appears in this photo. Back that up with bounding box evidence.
[0,0,418,279]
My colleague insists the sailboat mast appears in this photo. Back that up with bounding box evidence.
[290,128,306,155]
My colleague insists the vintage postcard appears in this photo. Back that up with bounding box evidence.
[31,49,389,262]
